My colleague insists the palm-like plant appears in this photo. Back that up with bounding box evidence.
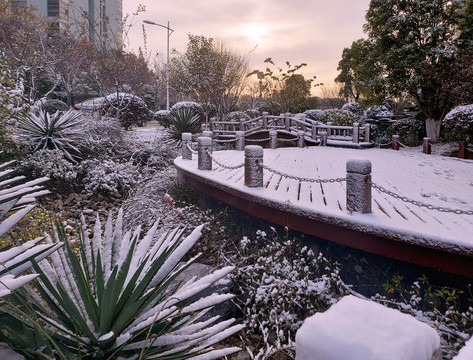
[0,159,61,297]
[166,109,201,143]
[0,209,243,359]
[17,109,84,162]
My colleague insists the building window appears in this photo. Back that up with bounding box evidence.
[48,0,59,17]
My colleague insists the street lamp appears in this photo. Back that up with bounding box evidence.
[143,19,174,111]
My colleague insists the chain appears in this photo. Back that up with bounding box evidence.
[215,138,237,143]
[397,141,416,148]
[376,140,393,147]
[205,149,245,170]
[246,137,271,142]
[369,181,473,215]
[257,160,345,183]
[186,143,198,154]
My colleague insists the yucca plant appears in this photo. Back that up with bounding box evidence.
[17,109,84,162]
[0,158,61,297]
[166,109,201,143]
[0,209,244,359]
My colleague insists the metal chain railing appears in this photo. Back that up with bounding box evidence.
[375,139,393,147]
[186,143,198,154]
[369,181,473,215]
[205,149,245,170]
[215,137,237,143]
[257,160,346,184]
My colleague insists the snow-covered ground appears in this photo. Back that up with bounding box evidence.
[175,145,473,254]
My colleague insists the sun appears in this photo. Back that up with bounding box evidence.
[240,23,267,44]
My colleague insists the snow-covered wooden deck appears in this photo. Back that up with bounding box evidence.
[175,147,473,276]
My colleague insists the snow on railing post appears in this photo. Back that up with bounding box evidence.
[423,137,431,154]
[269,130,278,149]
[320,131,328,146]
[262,112,268,129]
[327,122,332,136]
[458,141,468,159]
[297,131,305,148]
[346,159,372,214]
[353,123,360,144]
[392,135,400,150]
[245,145,264,188]
[311,122,318,141]
[202,130,214,149]
[239,118,246,132]
[364,124,371,143]
[285,112,292,131]
[198,137,213,170]
[181,133,193,160]
[236,131,245,151]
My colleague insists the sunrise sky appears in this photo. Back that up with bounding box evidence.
[123,0,372,95]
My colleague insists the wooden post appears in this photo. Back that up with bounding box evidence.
[392,135,400,150]
[458,141,468,159]
[197,137,212,170]
[297,131,305,148]
[269,130,278,149]
[311,122,318,141]
[364,124,371,143]
[423,137,431,154]
[320,131,328,146]
[181,132,192,160]
[353,123,360,144]
[245,145,264,188]
[327,122,332,136]
[262,111,268,129]
[346,159,372,214]
[235,131,245,151]
[239,118,246,131]
[285,112,291,131]
[209,117,215,132]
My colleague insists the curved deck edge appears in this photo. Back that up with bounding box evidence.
[176,162,473,278]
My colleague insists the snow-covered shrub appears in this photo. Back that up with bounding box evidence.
[128,141,179,171]
[258,100,282,115]
[0,210,243,359]
[386,117,425,145]
[154,109,171,128]
[102,93,151,130]
[0,50,24,125]
[303,109,324,121]
[41,99,69,114]
[16,109,85,162]
[318,109,360,126]
[79,116,124,159]
[224,111,251,122]
[166,108,201,143]
[443,104,473,141]
[21,149,77,182]
[171,101,205,126]
[231,229,348,357]
[245,108,260,119]
[80,158,139,197]
[364,104,393,119]
[341,102,362,115]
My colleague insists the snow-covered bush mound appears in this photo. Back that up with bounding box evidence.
[154,109,171,128]
[258,100,282,115]
[318,109,360,126]
[102,93,151,130]
[224,111,251,122]
[303,109,324,121]
[364,105,393,119]
[443,104,473,141]
[80,116,124,159]
[244,108,260,119]
[42,99,69,114]
[21,149,77,182]
[341,102,362,115]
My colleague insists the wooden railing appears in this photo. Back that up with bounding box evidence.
[209,112,372,146]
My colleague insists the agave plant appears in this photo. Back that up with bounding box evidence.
[0,158,61,297]
[17,108,84,162]
[0,209,243,359]
[166,108,201,143]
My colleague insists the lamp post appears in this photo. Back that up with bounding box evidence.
[143,19,174,111]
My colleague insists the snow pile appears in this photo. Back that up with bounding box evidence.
[454,336,473,360]
[295,295,441,360]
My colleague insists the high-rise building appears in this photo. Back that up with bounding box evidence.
[11,0,123,47]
